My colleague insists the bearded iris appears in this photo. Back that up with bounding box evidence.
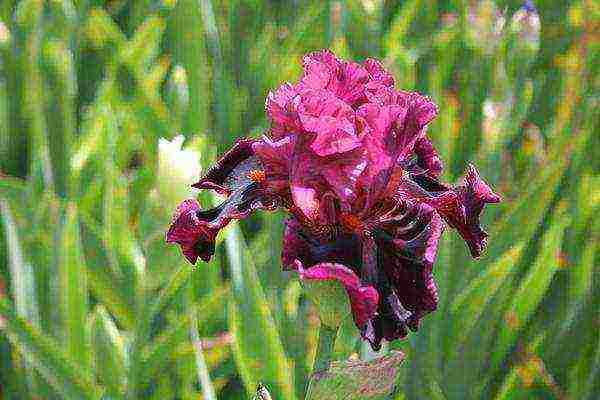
[166,50,500,350]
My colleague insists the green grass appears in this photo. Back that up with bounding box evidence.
[0,0,597,399]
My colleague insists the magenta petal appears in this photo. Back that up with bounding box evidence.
[252,135,295,194]
[265,83,301,138]
[297,89,360,156]
[363,58,395,88]
[333,61,370,104]
[299,49,341,91]
[320,152,367,205]
[298,262,379,328]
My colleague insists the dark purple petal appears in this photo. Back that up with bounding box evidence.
[447,164,501,257]
[167,184,278,265]
[168,139,282,265]
[374,200,444,333]
[359,237,411,350]
[192,138,259,195]
[281,217,361,270]
[281,217,380,330]
[401,164,501,258]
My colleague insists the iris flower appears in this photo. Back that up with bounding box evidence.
[167,50,500,350]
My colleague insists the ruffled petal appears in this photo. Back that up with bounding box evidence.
[299,50,396,107]
[299,49,341,92]
[413,136,443,177]
[443,164,501,257]
[252,135,295,195]
[297,89,360,156]
[265,83,301,138]
[166,199,217,264]
[363,58,395,89]
[400,164,501,258]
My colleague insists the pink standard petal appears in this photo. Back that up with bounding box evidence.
[265,83,301,138]
[363,58,395,88]
[297,89,360,156]
[298,261,379,328]
[320,151,368,206]
[252,135,296,194]
[299,49,341,91]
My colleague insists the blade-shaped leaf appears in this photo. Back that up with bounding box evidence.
[0,298,103,399]
[490,214,570,370]
[225,224,296,400]
[58,203,90,369]
[90,306,126,396]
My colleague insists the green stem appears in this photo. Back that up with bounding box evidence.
[313,324,338,373]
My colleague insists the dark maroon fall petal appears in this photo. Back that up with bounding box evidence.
[192,138,259,195]
[374,200,444,335]
[166,199,218,264]
[401,164,501,258]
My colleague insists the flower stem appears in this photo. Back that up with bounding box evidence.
[313,324,338,372]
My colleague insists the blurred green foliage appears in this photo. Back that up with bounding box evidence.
[0,0,598,399]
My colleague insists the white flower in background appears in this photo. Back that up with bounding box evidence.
[466,0,506,54]
[511,1,541,48]
[0,21,10,45]
[157,135,201,206]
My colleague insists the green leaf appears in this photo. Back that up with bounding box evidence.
[449,243,524,349]
[225,224,296,400]
[306,351,405,400]
[140,284,229,386]
[90,306,126,397]
[494,333,545,400]
[490,214,570,370]
[58,203,90,369]
[0,298,103,399]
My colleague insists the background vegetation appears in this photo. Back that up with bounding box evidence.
[0,0,597,399]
